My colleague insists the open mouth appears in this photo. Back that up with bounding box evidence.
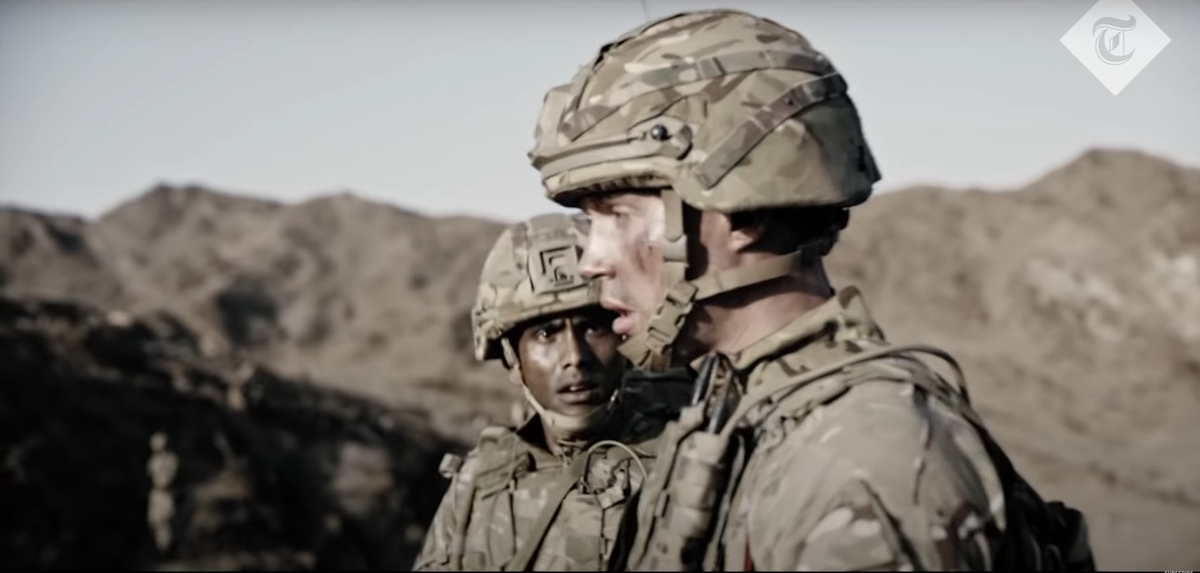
[557,380,604,405]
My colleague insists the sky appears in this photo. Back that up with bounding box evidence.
[0,0,1197,223]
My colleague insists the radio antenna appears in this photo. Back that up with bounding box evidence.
[640,0,650,22]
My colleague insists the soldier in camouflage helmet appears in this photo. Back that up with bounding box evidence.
[412,213,691,571]
[527,10,1096,571]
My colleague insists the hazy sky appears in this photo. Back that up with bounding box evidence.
[1,0,1197,222]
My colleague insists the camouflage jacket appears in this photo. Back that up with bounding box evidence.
[412,371,691,571]
[618,286,1095,571]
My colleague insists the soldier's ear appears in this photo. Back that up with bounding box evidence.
[726,210,769,254]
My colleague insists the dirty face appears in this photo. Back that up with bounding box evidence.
[514,307,625,419]
[578,191,668,338]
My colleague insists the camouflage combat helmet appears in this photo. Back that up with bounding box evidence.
[472,212,619,433]
[528,9,881,370]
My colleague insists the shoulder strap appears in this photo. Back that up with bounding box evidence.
[447,428,526,569]
[473,427,533,482]
[738,342,1097,570]
[605,486,643,572]
[719,343,969,439]
[446,452,480,570]
[502,454,589,572]
[702,430,752,571]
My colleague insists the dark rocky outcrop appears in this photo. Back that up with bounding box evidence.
[0,296,457,570]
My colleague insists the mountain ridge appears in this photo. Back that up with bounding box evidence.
[2,146,1198,569]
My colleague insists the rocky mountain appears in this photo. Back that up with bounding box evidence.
[2,188,513,446]
[0,296,455,570]
[1,147,1197,569]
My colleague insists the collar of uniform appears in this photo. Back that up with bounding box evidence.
[511,415,568,469]
[513,406,632,466]
[698,285,883,376]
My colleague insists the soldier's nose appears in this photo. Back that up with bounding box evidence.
[579,247,610,279]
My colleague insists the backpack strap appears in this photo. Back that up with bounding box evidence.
[718,343,970,440]
[710,342,976,571]
[731,342,1096,571]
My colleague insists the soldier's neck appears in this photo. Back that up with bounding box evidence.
[538,413,620,458]
[691,269,832,357]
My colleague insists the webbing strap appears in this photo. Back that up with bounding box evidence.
[565,10,691,117]
[702,431,750,571]
[562,49,834,140]
[605,486,643,572]
[502,454,588,571]
[661,189,688,286]
[615,249,803,371]
[719,343,971,440]
[534,130,690,177]
[447,471,479,569]
[691,251,804,300]
[694,73,847,189]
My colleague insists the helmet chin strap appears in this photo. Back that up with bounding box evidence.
[501,339,622,440]
[616,189,806,371]
[520,384,619,436]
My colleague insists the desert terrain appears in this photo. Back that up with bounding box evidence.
[1,147,1197,570]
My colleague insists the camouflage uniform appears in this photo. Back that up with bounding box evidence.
[412,214,690,571]
[526,10,1096,571]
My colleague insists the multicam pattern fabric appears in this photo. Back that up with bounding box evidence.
[412,372,692,572]
[521,8,1095,570]
[527,9,881,372]
[529,9,880,213]
[618,287,1095,571]
[471,212,599,363]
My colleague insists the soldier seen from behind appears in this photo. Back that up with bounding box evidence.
[412,213,690,571]
[526,10,1097,571]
